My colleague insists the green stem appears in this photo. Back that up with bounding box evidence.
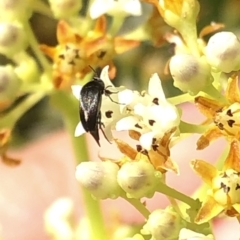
[179,22,200,58]
[24,21,52,73]
[156,182,196,207]
[179,121,207,134]
[0,92,45,129]
[109,16,125,36]
[167,93,193,105]
[50,91,108,240]
[121,195,150,219]
[202,84,227,104]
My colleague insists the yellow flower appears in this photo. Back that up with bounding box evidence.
[191,139,240,224]
[114,126,179,174]
[195,74,240,149]
[40,16,140,90]
[142,0,199,35]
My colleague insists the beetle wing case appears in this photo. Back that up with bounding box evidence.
[79,77,105,146]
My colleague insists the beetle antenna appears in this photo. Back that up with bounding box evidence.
[88,65,98,76]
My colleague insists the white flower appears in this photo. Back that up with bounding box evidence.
[116,73,180,150]
[90,0,142,19]
[44,198,74,240]
[178,228,214,240]
[71,65,124,141]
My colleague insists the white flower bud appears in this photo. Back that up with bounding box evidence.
[49,0,82,19]
[76,161,121,199]
[0,0,32,21]
[169,54,212,95]
[117,160,161,199]
[141,208,181,240]
[0,65,21,102]
[0,22,27,57]
[205,31,240,73]
[178,228,214,240]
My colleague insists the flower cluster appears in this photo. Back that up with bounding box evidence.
[40,16,140,89]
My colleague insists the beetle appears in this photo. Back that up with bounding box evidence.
[79,74,118,146]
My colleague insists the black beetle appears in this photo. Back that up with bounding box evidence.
[79,75,117,146]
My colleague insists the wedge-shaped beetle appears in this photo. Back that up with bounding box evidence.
[79,74,118,146]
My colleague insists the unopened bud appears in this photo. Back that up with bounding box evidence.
[169,54,212,95]
[0,65,21,102]
[0,22,27,57]
[76,161,121,199]
[141,207,181,240]
[0,0,32,21]
[49,0,82,19]
[117,160,161,199]
[206,31,240,73]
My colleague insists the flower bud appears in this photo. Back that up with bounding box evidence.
[0,65,21,102]
[49,0,82,19]
[117,160,161,199]
[76,161,121,199]
[0,0,32,21]
[178,228,214,240]
[0,22,27,57]
[205,31,240,73]
[141,208,181,240]
[169,54,212,95]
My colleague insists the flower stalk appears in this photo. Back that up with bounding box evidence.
[51,90,108,240]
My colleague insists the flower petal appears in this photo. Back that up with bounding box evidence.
[100,65,113,87]
[179,228,214,240]
[116,116,139,131]
[90,0,112,19]
[118,89,134,105]
[140,131,154,150]
[123,0,142,16]
[71,85,82,100]
[195,195,224,224]
[148,73,166,102]
[223,139,240,172]
[190,159,218,186]
[75,122,86,136]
